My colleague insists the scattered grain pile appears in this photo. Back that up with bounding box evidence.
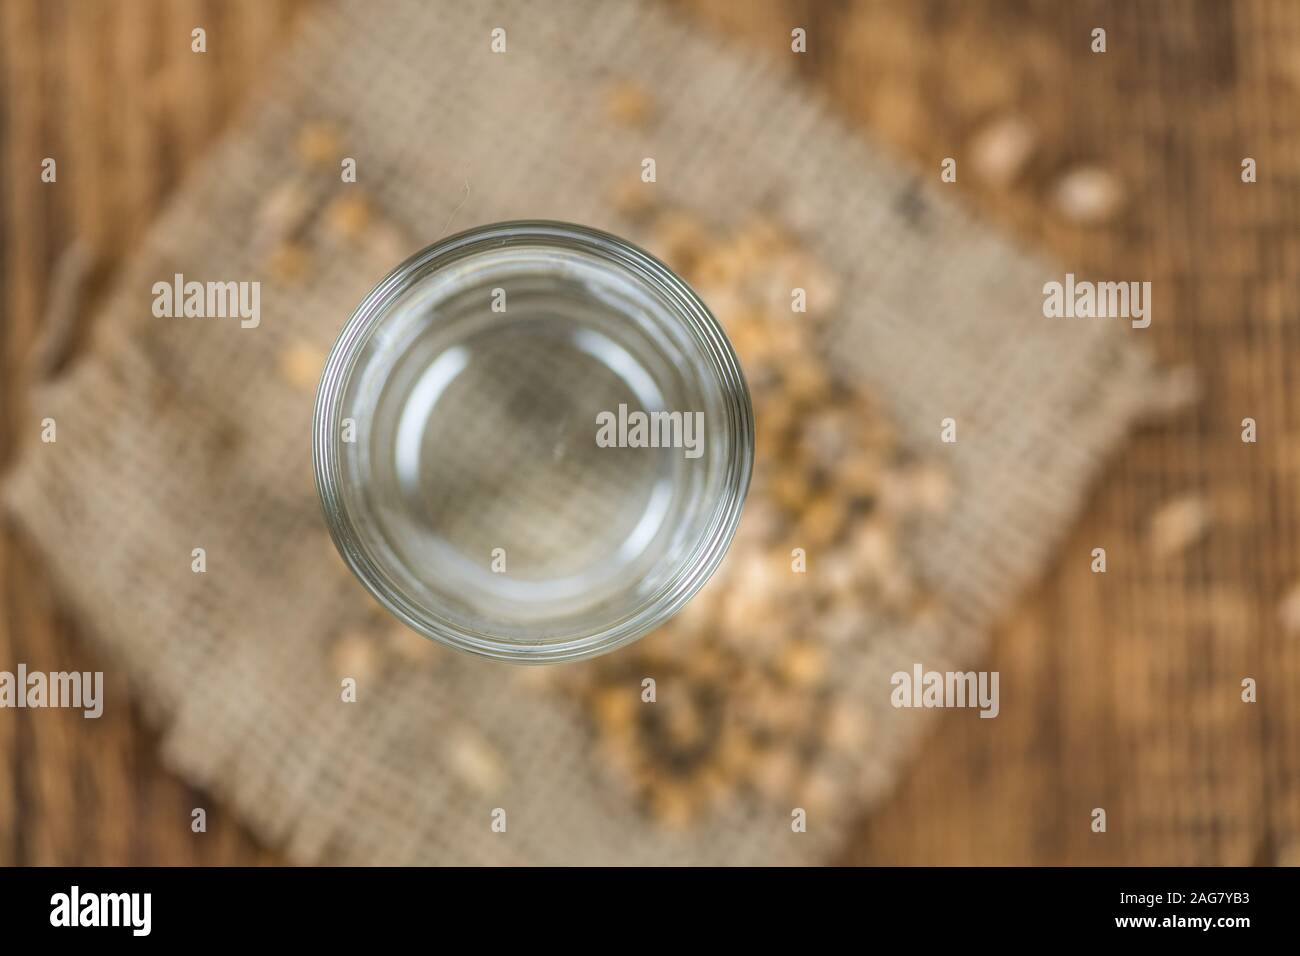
[563,206,950,826]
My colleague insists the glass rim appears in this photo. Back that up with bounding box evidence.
[313,219,754,663]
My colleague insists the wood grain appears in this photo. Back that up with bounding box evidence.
[2,0,1297,865]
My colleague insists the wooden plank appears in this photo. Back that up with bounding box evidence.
[1,0,1296,866]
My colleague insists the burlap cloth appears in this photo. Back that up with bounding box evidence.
[2,0,1164,864]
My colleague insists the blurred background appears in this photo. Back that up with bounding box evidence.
[1,0,1298,865]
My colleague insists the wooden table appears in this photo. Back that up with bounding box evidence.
[2,0,1296,865]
